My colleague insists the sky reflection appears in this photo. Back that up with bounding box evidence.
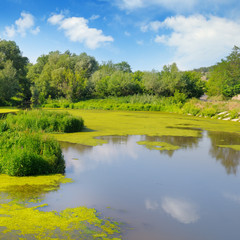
[161,197,200,224]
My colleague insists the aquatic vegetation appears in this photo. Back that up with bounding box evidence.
[0,108,18,114]
[52,110,240,149]
[4,109,84,133]
[137,141,180,151]
[0,173,121,239]
[0,197,121,240]
[218,145,240,151]
[0,174,72,200]
[0,131,65,176]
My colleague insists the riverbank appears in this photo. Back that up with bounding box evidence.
[43,96,240,122]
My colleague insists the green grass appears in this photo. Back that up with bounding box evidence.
[0,131,65,176]
[0,109,84,176]
[42,95,240,121]
[4,109,84,133]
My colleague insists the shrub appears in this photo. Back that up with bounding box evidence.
[0,131,65,176]
[5,110,84,133]
[182,102,201,116]
[229,109,239,119]
[201,107,217,117]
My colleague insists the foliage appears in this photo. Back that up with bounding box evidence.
[0,60,18,103]
[180,71,205,98]
[4,109,84,133]
[0,39,30,104]
[207,46,240,98]
[28,51,98,104]
[114,61,132,73]
[0,131,65,176]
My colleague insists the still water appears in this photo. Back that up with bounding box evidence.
[37,129,240,240]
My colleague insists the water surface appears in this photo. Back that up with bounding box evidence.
[42,130,240,240]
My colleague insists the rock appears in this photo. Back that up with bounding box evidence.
[232,94,240,100]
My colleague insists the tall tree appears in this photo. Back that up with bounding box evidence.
[207,46,240,98]
[0,39,30,102]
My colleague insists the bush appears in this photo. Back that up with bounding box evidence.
[229,109,239,119]
[5,109,84,133]
[0,131,65,176]
[182,102,201,116]
[201,107,217,117]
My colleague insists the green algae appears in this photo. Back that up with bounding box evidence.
[0,198,121,240]
[0,174,72,201]
[0,108,18,114]
[218,145,240,151]
[51,110,240,147]
[0,174,121,239]
[137,141,180,151]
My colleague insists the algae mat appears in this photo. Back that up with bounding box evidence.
[53,110,240,147]
[0,108,18,114]
[0,174,121,240]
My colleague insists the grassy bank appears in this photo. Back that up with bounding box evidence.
[3,109,84,133]
[0,109,84,176]
[43,95,240,121]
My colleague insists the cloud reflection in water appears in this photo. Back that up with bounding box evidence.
[161,197,199,224]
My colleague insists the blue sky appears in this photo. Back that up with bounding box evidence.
[1,0,240,71]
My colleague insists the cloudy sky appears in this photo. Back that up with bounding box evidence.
[1,0,240,71]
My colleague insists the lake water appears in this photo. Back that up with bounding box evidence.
[40,130,240,240]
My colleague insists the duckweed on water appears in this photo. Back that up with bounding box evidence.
[137,141,180,151]
[0,108,18,114]
[0,198,121,240]
[52,110,240,151]
[0,175,121,239]
[218,145,240,151]
[0,174,72,200]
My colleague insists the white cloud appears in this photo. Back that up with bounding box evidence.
[115,0,238,13]
[124,31,131,36]
[141,21,163,32]
[48,14,65,25]
[90,15,100,21]
[48,14,114,49]
[117,0,144,10]
[152,15,240,69]
[4,25,16,38]
[4,12,40,38]
[162,197,199,224]
[31,26,40,35]
[15,12,34,36]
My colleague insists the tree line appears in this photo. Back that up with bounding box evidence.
[1,39,240,106]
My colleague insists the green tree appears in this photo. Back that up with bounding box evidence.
[0,39,30,103]
[28,51,98,103]
[159,63,182,96]
[0,61,18,103]
[180,71,205,98]
[114,61,132,73]
[207,46,240,98]
[107,71,140,96]
[142,70,161,95]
